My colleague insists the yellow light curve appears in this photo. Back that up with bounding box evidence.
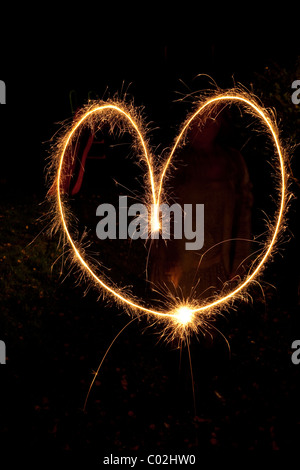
[51,90,288,333]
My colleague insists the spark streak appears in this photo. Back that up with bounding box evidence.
[49,89,289,336]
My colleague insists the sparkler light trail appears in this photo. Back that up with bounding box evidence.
[48,88,289,338]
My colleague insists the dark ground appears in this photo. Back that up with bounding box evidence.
[0,28,300,464]
[0,195,299,462]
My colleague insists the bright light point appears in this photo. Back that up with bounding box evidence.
[151,218,161,233]
[151,205,161,233]
[173,306,194,326]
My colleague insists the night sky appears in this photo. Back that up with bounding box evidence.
[2,33,300,196]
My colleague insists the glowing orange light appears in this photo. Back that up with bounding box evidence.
[173,306,194,326]
[151,204,161,233]
[49,89,288,336]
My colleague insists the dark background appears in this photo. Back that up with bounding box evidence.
[0,18,299,463]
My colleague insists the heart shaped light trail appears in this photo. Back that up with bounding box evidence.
[48,88,289,338]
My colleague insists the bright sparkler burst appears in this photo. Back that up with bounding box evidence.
[48,87,289,338]
[174,306,194,325]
